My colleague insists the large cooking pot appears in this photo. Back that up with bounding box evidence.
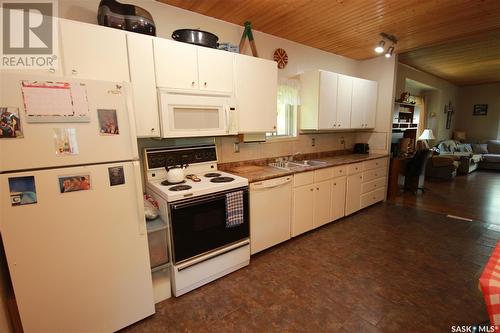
[172,29,219,48]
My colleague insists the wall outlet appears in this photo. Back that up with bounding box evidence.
[233,142,240,153]
[311,137,316,147]
[340,136,345,145]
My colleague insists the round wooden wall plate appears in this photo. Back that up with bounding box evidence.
[273,48,288,69]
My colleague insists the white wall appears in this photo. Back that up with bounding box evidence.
[396,63,459,142]
[455,83,500,142]
[58,0,396,161]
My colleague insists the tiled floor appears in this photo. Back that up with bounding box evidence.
[390,170,500,225]
[122,203,498,333]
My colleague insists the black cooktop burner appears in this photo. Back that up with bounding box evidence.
[210,177,234,183]
[161,180,186,186]
[169,185,192,191]
[204,172,221,178]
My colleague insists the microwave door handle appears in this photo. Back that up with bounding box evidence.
[224,105,229,133]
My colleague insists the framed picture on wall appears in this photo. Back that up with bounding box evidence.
[473,104,488,116]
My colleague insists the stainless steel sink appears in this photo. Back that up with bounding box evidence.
[269,159,327,170]
[288,160,328,167]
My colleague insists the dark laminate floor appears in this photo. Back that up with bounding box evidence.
[390,170,500,225]
[122,203,499,333]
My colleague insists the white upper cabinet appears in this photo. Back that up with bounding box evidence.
[154,39,234,94]
[197,47,234,94]
[59,19,129,82]
[336,74,353,129]
[300,70,377,131]
[153,38,198,90]
[234,53,278,133]
[317,71,338,129]
[351,77,378,129]
[126,33,159,138]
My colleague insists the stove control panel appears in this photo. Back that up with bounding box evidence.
[145,145,217,170]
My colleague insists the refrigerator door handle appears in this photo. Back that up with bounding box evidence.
[133,161,147,235]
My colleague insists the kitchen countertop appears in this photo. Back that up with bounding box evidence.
[225,153,389,183]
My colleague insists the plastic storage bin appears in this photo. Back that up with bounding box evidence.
[146,218,168,269]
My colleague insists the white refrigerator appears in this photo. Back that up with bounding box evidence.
[0,72,155,332]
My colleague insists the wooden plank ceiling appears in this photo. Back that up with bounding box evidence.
[398,30,500,86]
[158,0,500,85]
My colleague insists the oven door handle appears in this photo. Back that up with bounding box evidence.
[171,189,248,210]
[171,195,224,210]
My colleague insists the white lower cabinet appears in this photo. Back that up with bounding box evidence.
[345,173,363,215]
[346,158,388,215]
[331,176,346,221]
[292,183,316,237]
[313,180,333,228]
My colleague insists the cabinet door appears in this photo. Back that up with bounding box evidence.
[352,78,377,128]
[292,185,314,237]
[364,80,378,128]
[345,173,363,215]
[313,180,332,228]
[331,176,346,221]
[318,71,338,130]
[235,54,278,133]
[197,47,234,94]
[336,74,353,129]
[127,34,159,137]
[153,38,198,90]
[60,19,129,82]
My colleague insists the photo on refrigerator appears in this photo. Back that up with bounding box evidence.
[0,107,23,138]
[8,176,37,206]
[58,174,91,193]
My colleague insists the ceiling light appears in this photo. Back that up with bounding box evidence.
[374,40,385,53]
[385,46,394,58]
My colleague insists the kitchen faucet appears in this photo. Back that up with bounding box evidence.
[290,152,302,161]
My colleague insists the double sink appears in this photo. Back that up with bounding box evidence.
[269,159,328,171]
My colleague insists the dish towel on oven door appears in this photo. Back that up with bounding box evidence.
[226,191,244,228]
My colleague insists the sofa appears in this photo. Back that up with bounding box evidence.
[476,140,500,171]
[428,140,483,176]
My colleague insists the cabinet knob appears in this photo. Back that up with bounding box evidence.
[191,81,195,86]
[151,128,155,132]
[204,82,207,87]
[49,68,55,73]
[359,176,362,179]
[339,170,342,173]
[333,124,336,128]
[71,69,77,75]
[273,126,277,129]
[316,187,319,190]
[334,183,336,186]
[310,188,313,192]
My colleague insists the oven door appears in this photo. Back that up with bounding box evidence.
[169,187,249,264]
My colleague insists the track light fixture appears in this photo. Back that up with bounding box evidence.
[375,32,398,58]
[374,40,385,53]
[385,46,394,58]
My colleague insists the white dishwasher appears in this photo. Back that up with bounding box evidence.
[250,176,292,254]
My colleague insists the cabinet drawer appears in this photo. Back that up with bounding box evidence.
[362,177,387,194]
[332,165,347,178]
[362,167,387,182]
[347,162,363,175]
[294,171,314,187]
[363,158,388,171]
[314,167,333,182]
[360,187,386,209]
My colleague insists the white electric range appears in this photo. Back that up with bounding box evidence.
[144,144,250,297]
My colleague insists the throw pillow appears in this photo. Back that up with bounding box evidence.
[472,143,488,154]
[464,144,473,153]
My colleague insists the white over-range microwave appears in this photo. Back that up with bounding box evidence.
[158,89,238,138]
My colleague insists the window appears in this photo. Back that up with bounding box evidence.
[267,80,300,139]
